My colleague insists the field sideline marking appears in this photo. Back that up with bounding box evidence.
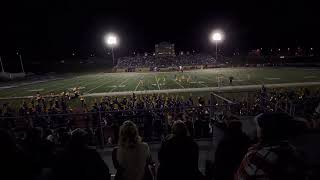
[154,75,161,90]
[40,76,97,94]
[3,81,320,100]
[82,81,320,97]
[199,82,208,87]
[135,75,145,91]
[172,77,185,88]
[109,77,131,92]
[84,76,120,93]
[85,80,114,93]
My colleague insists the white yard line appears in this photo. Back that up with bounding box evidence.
[85,80,114,94]
[134,81,142,91]
[81,74,123,94]
[109,77,131,92]
[0,78,64,90]
[173,80,184,88]
[135,75,145,91]
[198,82,208,87]
[41,76,93,94]
[154,75,161,90]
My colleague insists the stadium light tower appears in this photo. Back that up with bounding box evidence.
[16,52,25,73]
[211,31,223,61]
[104,33,118,65]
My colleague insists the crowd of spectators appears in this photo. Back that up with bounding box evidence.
[0,84,320,180]
[234,87,320,126]
[116,53,216,69]
[1,109,318,180]
[1,86,320,143]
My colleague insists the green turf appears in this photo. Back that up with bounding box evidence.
[1,67,320,99]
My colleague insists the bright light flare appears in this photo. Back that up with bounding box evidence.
[211,32,223,41]
[104,34,118,47]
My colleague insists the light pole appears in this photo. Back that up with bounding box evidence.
[104,34,118,65]
[211,31,223,61]
[17,52,25,73]
[0,56,4,73]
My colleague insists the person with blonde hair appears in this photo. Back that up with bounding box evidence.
[112,121,154,180]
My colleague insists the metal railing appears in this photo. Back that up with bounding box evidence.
[1,104,239,147]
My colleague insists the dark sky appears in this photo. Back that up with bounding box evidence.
[0,0,319,60]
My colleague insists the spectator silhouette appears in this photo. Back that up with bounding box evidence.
[0,129,32,180]
[235,112,306,180]
[51,128,110,180]
[157,120,203,180]
[211,121,250,180]
[112,120,154,180]
[21,127,46,177]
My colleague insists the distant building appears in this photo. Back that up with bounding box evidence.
[155,42,175,56]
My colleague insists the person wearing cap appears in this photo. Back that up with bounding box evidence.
[235,112,305,180]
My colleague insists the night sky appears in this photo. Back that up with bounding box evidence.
[0,0,319,61]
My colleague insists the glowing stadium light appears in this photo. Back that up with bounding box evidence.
[211,32,223,41]
[105,33,118,47]
[104,33,119,65]
[210,31,224,61]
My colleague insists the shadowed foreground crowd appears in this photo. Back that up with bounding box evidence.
[1,110,320,180]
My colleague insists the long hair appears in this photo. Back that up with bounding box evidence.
[118,121,141,148]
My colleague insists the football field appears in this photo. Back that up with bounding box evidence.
[1,67,320,99]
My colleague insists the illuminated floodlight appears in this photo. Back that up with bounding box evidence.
[211,32,223,42]
[104,33,119,65]
[104,33,118,47]
[210,30,224,61]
